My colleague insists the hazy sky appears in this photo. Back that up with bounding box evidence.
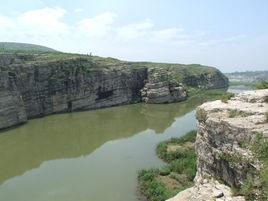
[0,0,267,72]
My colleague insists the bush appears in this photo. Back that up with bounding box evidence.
[233,132,268,200]
[254,80,268,89]
[195,108,207,122]
[138,130,197,201]
[232,177,255,200]
[159,166,171,176]
[228,109,249,118]
[264,96,268,103]
[221,92,235,103]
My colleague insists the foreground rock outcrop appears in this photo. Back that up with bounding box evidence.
[0,52,228,130]
[168,89,268,201]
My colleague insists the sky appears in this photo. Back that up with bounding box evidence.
[0,0,267,72]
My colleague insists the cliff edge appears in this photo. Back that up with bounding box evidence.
[0,52,228,130]
[168,89,268,201]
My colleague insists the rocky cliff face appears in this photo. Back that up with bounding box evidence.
[168,89,268,201]
[0,53,228,130]
[141,68,187,103]
[182,70,228,89]
[0,58,147,129]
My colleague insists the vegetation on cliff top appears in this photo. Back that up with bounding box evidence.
[138,130,197,201]
[220,92,235,103]
[0,42,56,52]
[231,132,268,200]
[0,42,228,88]
[254,80,268,89]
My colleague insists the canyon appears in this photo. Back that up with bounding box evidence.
[0,52,228,130]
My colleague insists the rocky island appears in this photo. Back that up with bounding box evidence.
[0,51,228,130]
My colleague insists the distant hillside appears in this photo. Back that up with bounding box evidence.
[225,70,268,85]
[0,42,56,52]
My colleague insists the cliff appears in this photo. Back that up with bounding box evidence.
[168,89,268,201]
[225,71,268,85]
[0,52,228,130]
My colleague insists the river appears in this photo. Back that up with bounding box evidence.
[0,86,251,201]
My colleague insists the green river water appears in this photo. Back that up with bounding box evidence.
[0,87,249,201]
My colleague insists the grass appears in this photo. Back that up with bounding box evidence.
[221,92,235,103]
[0,42,56,52]
[232,132,268,200]
[265,112,268,123]
[219,152,243,164]
[195,108,207,122]
[138,130,197,201]
[254,80,268,89]
[228,109,249,118]
[228,81,253,86]
[232,177,255,199]
[230,79,268,90]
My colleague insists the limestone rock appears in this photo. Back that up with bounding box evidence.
[168,89,268,201]
[0,53,228,130]
[167,179,245,201]
[141,68,187,104]
[0,88,27,129]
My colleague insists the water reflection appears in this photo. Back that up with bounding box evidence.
[0,90,226,201]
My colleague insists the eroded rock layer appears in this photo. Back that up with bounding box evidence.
[0,53,228,129]
[141,68,187,103]
[169,89,268,201]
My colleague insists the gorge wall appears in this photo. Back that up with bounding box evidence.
[0,53,228,130]
[169,89,268,201]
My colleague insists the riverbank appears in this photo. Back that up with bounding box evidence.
[0,93,204,201]
[0,86,250,201]
[0,51,228,130]
[137,130,197,201]
[168,89,268,201]
[137,89,268,201]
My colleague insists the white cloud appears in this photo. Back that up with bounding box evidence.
[0,7,69,43]
[17,7,68,35]
[117,19,154,40]
[0,8,216,49]
[151,28,187,44]
[0,7,262,72]
[77,12,117,38]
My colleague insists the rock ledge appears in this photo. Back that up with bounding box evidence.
[168,89,268,201]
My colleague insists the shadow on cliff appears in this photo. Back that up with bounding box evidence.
[0,90,225,186]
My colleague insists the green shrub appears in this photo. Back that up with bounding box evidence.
[138,130,197,201]
[221,92,235,103]
[159,166,171,176]
[219,152,242,163]
[232,177,255,199]
[264,96,268,103]
[228,109,249,118]
[265,112,268,123]
[169,173,188,183]
[254,80,268,89]
[234,132,268,200]
[195,108,207,122]
[250,133,268,159]
[138,169,157,182]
